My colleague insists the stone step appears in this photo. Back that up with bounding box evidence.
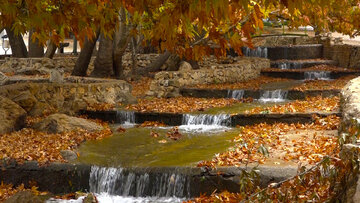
[180,88,340,100]
[80,110,340,127]
[261,70,360,80]
[0,160,298,197]
[270,59,337,69]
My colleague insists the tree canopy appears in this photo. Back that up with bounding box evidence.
[1,0,360,58]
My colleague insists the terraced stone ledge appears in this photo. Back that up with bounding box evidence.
[0,160,297,197]
[180,88,340,100]
[80,110,340,126]
[261,70,360,80]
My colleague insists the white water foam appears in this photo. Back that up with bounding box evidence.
[47,193,183,203]
[259,89,288,103]
[180,114,231,133]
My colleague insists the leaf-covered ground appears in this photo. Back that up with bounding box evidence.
[130,77,153,97]
[246,96,339,114]
[293,76,356,91]
[0,119,112,164]
[189,76,291,90]
[126,97,246,113]
[197,115,340,167]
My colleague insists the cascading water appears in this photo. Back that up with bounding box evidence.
[243,47,268,58]
[116,111,135,124]
[180,114,231,132]
[47,166,186,203]
[227,90,245,100]
[278,62,302,69]
[259,89,288,103]
[304,71,331,80]
[89,166,190,198]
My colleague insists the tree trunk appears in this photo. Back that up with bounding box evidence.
[5,28,28,58]
[113,7,131,79]
[140,50,171,76]
[28,30,44,57]
[90,33,114,78]
[72,30,100,76]
[164,54,181,71]
[44,41,57,59]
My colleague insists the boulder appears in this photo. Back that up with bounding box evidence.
[10,91,38,112]
[0,72,9,85]
[178,61,192,72]
[0,96,27,134]
[60,150,78,161]
[28,102,54,117]
[33,113,103,133]
[4,191,42,203]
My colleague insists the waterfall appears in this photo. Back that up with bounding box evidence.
[278,62,301,69]
[227,90,245,100]
[304,71,331,80]
[116,111,135,124]
[181,114,231,126]
[243,47,268,58]
[89,166,191,198]
[259,89,288,103]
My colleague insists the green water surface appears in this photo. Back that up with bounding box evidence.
[76,126,240,167]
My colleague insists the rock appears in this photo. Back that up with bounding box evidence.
[117,92,137,104]
[60,150,78,161]
[49,69,64,83]
[0,96,27,134]
[33,113,103,133]
[10,91,38,112]
[178,61,192,72]
[0,72,9,85]
[4,191,42,203]
[82,193,97,203]
[28,102,53,117]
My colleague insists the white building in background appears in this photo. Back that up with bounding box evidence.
[0,30,12,55]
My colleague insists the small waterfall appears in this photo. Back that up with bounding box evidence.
[304,71,331,80]
[182,114,231,126]
[243,47,268,58]
[278,62,301,69]
[259,89,288,103]
[227,90,245,100]
[116,111,135,124]
[89,166,191,198]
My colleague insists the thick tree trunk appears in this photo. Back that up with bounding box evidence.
[164,54,181,71]
[90,33,114,78]
[72,30,100,76]
[113,7,131,79]
[44,41,57,59]
[28,30,44,57]
[5,28,28,58]
[140,50,171,75]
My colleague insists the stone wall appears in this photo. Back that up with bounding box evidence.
[0,79,134,117]
[148,57,270,97]
[322,38,360,68]
[0,54,159,76]
[252,35,319,47]
[339,76,360,202]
